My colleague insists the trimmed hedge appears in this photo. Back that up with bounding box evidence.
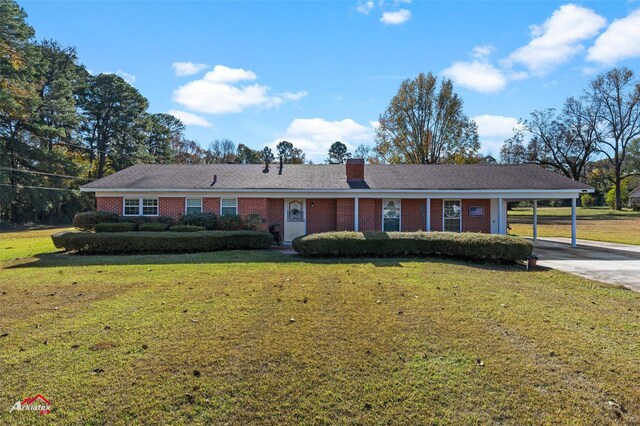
[168,225,206,232]
[181,213,217,230]
[51,231,274,254]
[119,215,174,225]
[216,215,245,231]
[138,222,170,232]
[95,222,138,233]
[73,211,119,230]
[292,231,533,263]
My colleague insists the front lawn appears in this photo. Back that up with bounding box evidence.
[0,230,639,424]
[509,207,640,245]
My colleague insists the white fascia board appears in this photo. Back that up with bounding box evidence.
[85,188,590,199]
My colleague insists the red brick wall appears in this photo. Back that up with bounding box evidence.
[359,198,382,232]
[306,199,337,234]
[238,198,267,217]
[238,198,268,230]
[267,199,284,227]
[337,198,355,231]
[430,199,443,231]
[203,197,220,214]
[401,199,424,232]
[462,199,491,233]
[96,197,122,215]
[159,197,185,219]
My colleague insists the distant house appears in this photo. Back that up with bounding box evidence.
[80,160,592,243]
[631,186,640,210]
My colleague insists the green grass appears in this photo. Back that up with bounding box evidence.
[0,227,73,261]
[1,230,639,424]
[509,207,640,245]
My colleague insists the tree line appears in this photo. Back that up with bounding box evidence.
[5,0,635,224]
[499,67,640,210]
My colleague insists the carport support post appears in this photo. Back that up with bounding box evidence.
[354,197,359,232]
[498,197,503,234]
[571,197,577,248]
[533,200,538,241]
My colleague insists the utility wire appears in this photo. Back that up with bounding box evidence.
[0,166,96,180]
[0,183,80,192]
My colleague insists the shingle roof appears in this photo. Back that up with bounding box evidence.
[631,186,640,197]
[80,163,592,191]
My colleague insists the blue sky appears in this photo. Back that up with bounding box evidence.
[20,1,640,162]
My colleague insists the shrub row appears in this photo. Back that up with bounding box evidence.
[292,231,533,263]
[73,212,119,230]
[73,211,265,231]
[52,231,274,254]
[94,222,138,233]
[94,223,206,233]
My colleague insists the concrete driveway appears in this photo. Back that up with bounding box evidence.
[532,237,640,292]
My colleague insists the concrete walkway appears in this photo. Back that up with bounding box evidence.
[531,237,640,291]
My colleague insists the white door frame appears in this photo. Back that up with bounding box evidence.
[283,199,307,241]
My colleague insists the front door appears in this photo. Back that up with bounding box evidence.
[284,199,306,241]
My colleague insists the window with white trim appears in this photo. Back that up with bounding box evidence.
[124,198,140,216]
[220,198,238,216]
[382,199,401,232]
[443,200,461,232]
[123,197,158,216]
[185,198,202,215]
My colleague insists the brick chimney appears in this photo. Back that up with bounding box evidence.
[346,158,364,181]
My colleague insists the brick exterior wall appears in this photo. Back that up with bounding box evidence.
[238,198,268,230]
[96,197,122,215]
[306,199,337,234]
[267,199,284,227]
[203,197,220,214]
[337,198,354,231]
[430,199,443,231]
[94,195,492,234]
[159,197,185,219]
[401,199,425,232]
[359,198,382,232]
[462,199,491,233]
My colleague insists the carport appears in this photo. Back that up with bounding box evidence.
[498,194,589,248]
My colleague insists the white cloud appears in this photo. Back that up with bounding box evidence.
[115,70,136,84]
[443,60,507,93]
[202,65,257,83]
[472,44,495,60]
[472,114,522,154]
[172,62,208,77]
[356,1,374,14]
[587,9,640,65]
[380,9,411,25]
[274,118,375,163]
[280,91,308,101]
[504,4,606,75]
[168,109,213,128]
[172,65,306,114]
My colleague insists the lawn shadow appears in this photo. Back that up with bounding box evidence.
[3,249,526,273]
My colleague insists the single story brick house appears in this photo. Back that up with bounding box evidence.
[80,159,592,244]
